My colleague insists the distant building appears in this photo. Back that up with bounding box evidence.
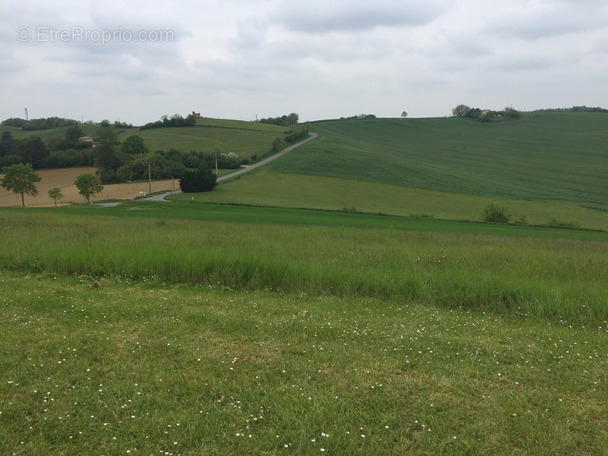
[481,110,491,116]
[78,136,94,142]
[192,111,201,118]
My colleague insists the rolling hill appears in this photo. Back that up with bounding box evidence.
[267,112,608,205]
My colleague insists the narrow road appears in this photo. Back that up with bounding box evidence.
[142,132,318,202]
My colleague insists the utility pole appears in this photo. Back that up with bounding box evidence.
[24,108,28,121]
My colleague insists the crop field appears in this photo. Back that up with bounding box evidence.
[0,167,175,207]
[0,207,607,455]
[269,113,608,205]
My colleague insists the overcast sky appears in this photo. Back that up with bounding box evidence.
[1,0,607,125]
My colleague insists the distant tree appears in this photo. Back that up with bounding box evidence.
[162,159,186,190]
[179,165,216,193]
[100,120,111,128]
[503,106,521,119]
[21,136,49,168]
[401,111,408,118]
[94,126,120,182]
[452,104,472,117]
[121,135,148,156]
[1,117,27,128]
[74,173,104,203]
[0,131,13,157]
[65,124,85,142]
[287,113,299,127]
[0,163,41,207]
[48,187,63,207]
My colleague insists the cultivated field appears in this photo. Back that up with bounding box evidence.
[0,167,175,207]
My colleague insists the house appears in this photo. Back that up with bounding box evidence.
[192,111,201,118]
[78,136,94,142]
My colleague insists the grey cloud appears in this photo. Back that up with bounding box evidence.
[272,0,446,34]
[485,2,608,40]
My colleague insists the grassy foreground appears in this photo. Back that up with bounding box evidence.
[1,272,606,455]
[1,208,607,454]
[1,209,607,325]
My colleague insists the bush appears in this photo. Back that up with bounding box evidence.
[179,166,217,193]
[482,202,511,223]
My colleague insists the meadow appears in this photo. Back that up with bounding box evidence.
[119,119,289,161]
[174,171,608,231]
[0,208,607,455]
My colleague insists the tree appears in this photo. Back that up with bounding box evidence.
[65,124,85,142]
[94,126,120,183]
[121,135,148,156]
[401,111,408,118]
[179,165,216,193]
[452,104,472,117]
[48,187,63,207]
[74,173,104,203]
[0,163,41,207]
[287,113,299,127]
[21,136,49,168]
[0,131,13,157]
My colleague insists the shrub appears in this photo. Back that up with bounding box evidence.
[482,202,511,223]
[179,166,217,193]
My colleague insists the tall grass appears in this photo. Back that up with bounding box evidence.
[1,211,606,326]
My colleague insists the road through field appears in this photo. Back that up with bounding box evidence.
[143,132,318,203]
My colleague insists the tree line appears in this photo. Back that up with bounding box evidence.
[452,105,521,122]
[139,113,197,131]
[258,113,299,127]
[0,125,94,169]
[531,106,608,114]
[1,116,133,131]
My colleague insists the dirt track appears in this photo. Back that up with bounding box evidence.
[0,167,176,207]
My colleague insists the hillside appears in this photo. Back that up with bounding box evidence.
[267,112,608,206]
[117,118,289,161]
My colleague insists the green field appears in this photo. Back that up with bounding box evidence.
[270,113,608,205]
[119,118,289,160]
[166,113,608,231]
[1,208,607,455]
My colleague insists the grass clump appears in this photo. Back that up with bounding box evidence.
[481,201,511,223]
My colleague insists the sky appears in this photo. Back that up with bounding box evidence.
[1,0,607,125]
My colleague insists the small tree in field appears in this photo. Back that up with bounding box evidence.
[1,163,41,207]
[74,173,104,203]
[48,187,63,207]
